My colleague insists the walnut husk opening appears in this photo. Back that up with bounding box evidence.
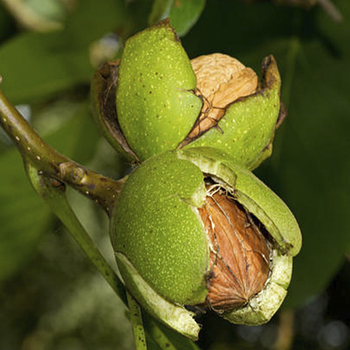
[187,53,259,140]
[198,182,271,312]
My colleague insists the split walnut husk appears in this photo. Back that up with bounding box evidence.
[91,20,282,167]
[111,148,301,339]
[187,53,259,140]
[198,183,271,312]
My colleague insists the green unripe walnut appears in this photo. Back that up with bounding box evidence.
[92,20,283,169]
[116,21,202,161]
[110,148,301,339]
[183,54,282,170]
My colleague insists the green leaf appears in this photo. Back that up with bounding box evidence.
[0,3,14,42]
[1,0,69,32]
[0,31,88,104]
[0,103,100,283]
[149,0,205,36]
[0,149,51,282]
[148,0,173,26]
[47,103,101,164]
[0,0,128,104]
[24,0,68,22]
[274,46,350,308]
[251,4,350,307]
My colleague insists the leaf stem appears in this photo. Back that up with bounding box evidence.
[273,309,295,350]
[316,0,343,23]
[26,163,127,304]
[144,315,178,350]
[127,291,148,350]
[0,87,124,214]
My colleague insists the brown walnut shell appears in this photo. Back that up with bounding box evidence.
[198,183,271,311]
[188,54,259,139]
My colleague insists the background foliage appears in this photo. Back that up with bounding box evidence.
[0,0,350,349]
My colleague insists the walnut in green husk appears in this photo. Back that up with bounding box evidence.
[110,148,301,339]
[92,21,282,169]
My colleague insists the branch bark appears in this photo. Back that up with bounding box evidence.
[0,87,124,214]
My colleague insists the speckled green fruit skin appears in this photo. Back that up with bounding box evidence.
[116,20,202,161]
[110,148,301,337]
[185,57,281,171]
[111,151,209,306]
[178,147,302,256]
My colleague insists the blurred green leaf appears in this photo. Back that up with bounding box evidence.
[184,0,350,309]
[250,1,350,309]
[48,103,101,164]
[0,3,14,42]
[0,149,51,282]
[0,32,91,104]
[61,0,128,49]
[25,0,68,22]
[149,0,173,25]
[0,103,100,283]
[272,13,350,307]
[0,0,128,104]
[1,0,69,32]
[149,0,205,36]
[243,3,350,308]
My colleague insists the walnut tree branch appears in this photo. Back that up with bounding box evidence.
[0,86,124,214]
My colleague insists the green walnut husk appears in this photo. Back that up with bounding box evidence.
[92,20,283,169]
[110,148,301,339]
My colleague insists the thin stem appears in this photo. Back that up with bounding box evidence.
[127,291,148,350]
[144,316,177,350]
[273,309,295,350]
[26,163,127,304]
[0,87,124,214]
[316,0,343,23]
